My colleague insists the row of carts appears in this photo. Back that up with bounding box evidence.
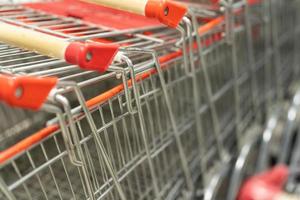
[0,0,299,199]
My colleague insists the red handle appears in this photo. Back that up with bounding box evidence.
[238,165,289,200]
[0,74,58,110]
[145,0,187,28]
[64,42,119,73]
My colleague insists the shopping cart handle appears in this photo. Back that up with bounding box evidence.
[65,42,119,73]
[238,165,289,200]
[81,0,187,28]
[145,0,187,28]
[0,21,118,73]
[0,74,58,110]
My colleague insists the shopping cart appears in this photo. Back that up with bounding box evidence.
[231,89,300,200]
[0,1,217,199]
[198,0,300,198]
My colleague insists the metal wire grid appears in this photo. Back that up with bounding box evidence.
[0,4,210,200]
[0,1,299,200]
[0,4,184,144]
[273,0,300,92]
[0,51,205,200]
[0,31,225,198]
[0,5,237,196]
[0,104,44,151]
[0,5,110,39]
[200,1,300,198]
[0,4,172,44]
[226,91,300,200]
[0,5,199,199]
[197,0,300,199]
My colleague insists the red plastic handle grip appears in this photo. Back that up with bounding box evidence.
[145,0,187,28]
[238,165,289,200]
[64,42,119,73]
[0,74,58,110]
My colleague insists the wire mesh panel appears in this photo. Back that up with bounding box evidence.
[0,2,210,199]
[273,0,300,92]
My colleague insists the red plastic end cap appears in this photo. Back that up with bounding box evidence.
[0,75,58,110]
[248,0,261,5]
[211,0,219,4]
[145,0,187,28]
[65,42,119,73]
[238,165,289,200]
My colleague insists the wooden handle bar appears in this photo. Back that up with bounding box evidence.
[81,0,187,28]
[0,21,68,59]
[0,21,119,72]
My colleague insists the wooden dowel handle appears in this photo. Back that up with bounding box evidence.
[82,0,148,15]
[81,0,187,28]
[0,21,68,59]
[0,21,119,72]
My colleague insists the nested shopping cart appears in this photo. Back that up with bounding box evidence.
[226,88,300,200]
[193,0,300,199]
[0,1,224,199]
